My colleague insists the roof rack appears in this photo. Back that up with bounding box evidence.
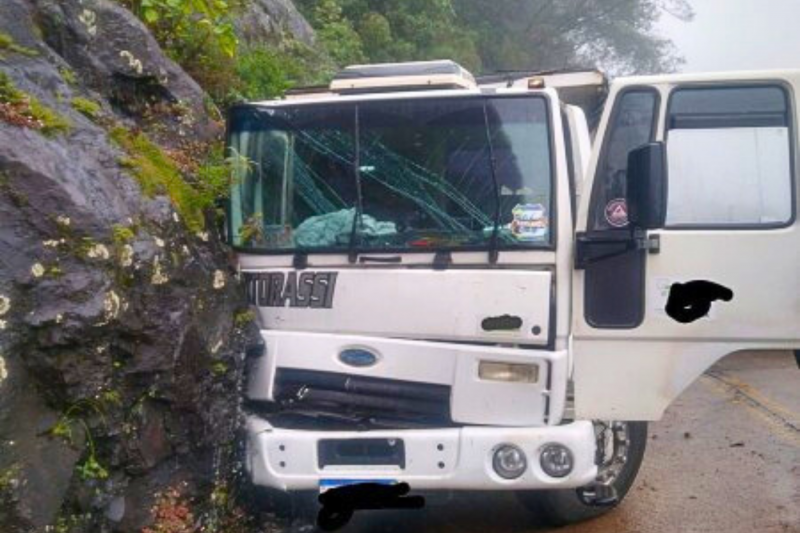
[329,60,477,94]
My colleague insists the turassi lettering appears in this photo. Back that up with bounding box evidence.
[245,272,338,309]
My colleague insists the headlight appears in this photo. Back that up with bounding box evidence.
[492,444,528,479]
[540,444,574,478]
[479,361,539,383]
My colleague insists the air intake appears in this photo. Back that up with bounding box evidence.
[330,60,477,94]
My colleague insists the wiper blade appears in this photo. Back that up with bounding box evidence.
[482,104,501,265]
[348,105,363,264]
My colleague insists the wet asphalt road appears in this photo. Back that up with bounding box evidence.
[330,351,800,533]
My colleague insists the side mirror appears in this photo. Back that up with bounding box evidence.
[626,142,667,230]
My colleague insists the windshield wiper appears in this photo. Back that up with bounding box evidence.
[482,104,501,265]
[348,105,364,264]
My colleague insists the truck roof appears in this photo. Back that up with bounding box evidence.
[251,62,608,128]
[613,68,800,88]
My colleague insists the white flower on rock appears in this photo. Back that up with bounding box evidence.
[31,263,45,278]
[0,295,10,316]
[79,9,97,37]
[119,50,143,75]
[104,291,121,321]
[210,338,223,354]
[154,237,165,248]
[0,355,7,383]
[151,256,168,285]
[212,270,226,290]
[120,244,134,267]
[197,231,209,242]
[0,320,7,330]
[87,243,110,260]
[55,215,71,227]
[43,239,61,248]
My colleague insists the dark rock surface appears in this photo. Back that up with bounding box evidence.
[236,0,316,46]
[35,0,220,141]
[0,1,256,531]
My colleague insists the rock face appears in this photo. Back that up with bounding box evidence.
[236,0,316,46]
[0,1,256,531]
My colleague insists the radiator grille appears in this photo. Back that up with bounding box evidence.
[271,368,452,428]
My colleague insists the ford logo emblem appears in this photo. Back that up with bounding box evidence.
[339,348,378,367]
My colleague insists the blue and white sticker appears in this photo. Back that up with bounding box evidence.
[510,203,548,241]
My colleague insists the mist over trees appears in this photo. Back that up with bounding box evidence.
[297,0,694,76]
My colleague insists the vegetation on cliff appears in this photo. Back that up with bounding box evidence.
[116,0,693,106]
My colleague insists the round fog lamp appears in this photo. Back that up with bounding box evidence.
[540,444,574,478]
[493,444,527,479]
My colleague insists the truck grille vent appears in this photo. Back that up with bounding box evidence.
[270,368,453,429]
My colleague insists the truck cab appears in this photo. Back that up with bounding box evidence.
[227,61,800,526]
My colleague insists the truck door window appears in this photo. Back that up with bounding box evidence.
[590,89,659,230]
[666,85,794,227]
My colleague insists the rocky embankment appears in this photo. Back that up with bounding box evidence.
[0,1,309,531]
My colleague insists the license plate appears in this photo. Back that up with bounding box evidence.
[319,478,397,493]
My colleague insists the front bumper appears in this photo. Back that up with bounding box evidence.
[246,416,598,492]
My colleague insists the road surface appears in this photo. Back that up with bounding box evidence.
[335,350,799,533]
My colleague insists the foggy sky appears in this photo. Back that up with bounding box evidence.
[657,0,800,73]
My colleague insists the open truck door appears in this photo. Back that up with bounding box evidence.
[573,71,800,420]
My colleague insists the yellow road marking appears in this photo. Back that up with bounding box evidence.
[701,373,800,447]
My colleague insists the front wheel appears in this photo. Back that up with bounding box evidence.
[517,421,648,526]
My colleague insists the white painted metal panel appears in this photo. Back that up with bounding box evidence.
[246,417,597,491]
[249,269,552,345]
[247,331,567,426]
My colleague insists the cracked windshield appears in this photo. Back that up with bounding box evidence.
[228,96,552,252]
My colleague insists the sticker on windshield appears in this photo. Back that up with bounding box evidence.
[510,203,548,241]
[604,198,629,228]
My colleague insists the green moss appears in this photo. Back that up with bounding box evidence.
[45,263,63,278]
[29,99,71,136]
[211,361,228,376]
[111,224,135,245]
[100,389,122,406]
[77,454,108,480]
[109,126,205,232]
[59,67,77,86]
[0,32,39,58]
[234,309,255,327]
[0,71,25,104]
[0,463,21,491]
[0,72,70,136]
[71,97,101,120]
[51,416,74,444]
[196,142,233,203]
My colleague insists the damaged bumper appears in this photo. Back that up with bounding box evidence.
[245,416,598,492]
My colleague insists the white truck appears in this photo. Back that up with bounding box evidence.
[226,60,800,528]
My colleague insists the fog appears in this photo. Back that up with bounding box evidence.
[658,0,800,72]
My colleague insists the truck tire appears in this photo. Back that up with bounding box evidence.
[516,421,648,526]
